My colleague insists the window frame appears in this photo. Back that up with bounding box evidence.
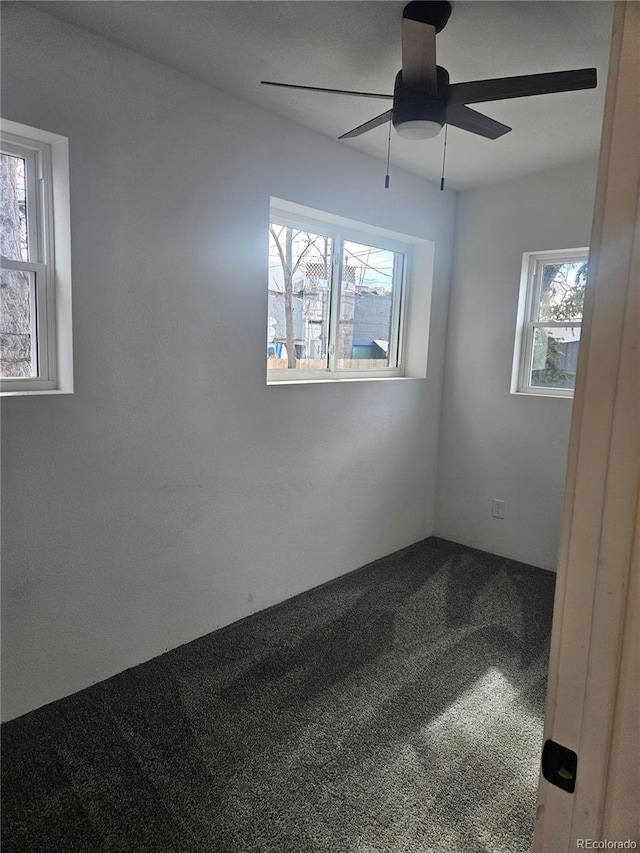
[267,206,410,384]
[1,120,73,395]
[511,247,589,399]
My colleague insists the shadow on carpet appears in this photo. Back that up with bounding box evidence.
[2,537,556,853]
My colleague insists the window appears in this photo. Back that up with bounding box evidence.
[267,202,411,382]
[1,120,72,394]
[512,248,588,397]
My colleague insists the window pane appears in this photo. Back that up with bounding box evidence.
[268,225,332,370]
[0,153,29,262]
[336,241,401,369]
[530,326,581,390]
[0,268,36,377]
[538,261,587,322]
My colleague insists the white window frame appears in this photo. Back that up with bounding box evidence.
[267,200,420,384]
[1,119,73,395]
[511,247,589,399]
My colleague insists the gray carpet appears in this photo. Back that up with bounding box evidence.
[2,537,556,853]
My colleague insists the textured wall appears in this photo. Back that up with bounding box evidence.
[435,160,598,570]
[0,5,456,720]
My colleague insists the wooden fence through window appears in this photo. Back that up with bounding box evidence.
[267,358,388,370]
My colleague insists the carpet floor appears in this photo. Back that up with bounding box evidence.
[2,537,556,853]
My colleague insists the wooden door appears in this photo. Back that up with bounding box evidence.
[533,3,639,849]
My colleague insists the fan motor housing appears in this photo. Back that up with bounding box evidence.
[392,67,449,132]
[402,1,452,33]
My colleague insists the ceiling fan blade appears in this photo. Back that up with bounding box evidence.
[448,68,597,105]
[402,18,438,92]
[339,110,393,140]
[261,81,393,101]
[446,104,511,139]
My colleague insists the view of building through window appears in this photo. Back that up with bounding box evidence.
[268,222,404,375]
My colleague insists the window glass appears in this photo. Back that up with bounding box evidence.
[530,325,582,390]
[1,121,73,395]
[0,268,35,378]
[512,249,588,397]
[336,241,400,370]
[537,261,587,323]
[267,212,408,380]
[0,153,29,262]
[268,225,332,371]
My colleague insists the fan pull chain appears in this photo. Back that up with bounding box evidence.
[440,123,448,191]
[384,119,392,188]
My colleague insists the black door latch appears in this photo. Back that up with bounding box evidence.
[541,740,578,793]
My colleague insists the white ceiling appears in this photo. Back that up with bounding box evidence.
[31,1,614,190]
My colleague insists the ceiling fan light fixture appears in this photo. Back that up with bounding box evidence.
[395,119,443,139]
[263,5,598,148]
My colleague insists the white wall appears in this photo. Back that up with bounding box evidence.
[435,160,598,571]
[0,5,456,721]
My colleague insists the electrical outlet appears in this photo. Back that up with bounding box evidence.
[492,499,506,519]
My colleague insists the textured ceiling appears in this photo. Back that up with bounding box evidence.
[30,1,614,190]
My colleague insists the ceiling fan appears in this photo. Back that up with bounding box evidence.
[261,1,597,142]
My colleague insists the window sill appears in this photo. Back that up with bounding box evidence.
[510,389,574,400]
[267,374,420,386]
[1,388,74,397]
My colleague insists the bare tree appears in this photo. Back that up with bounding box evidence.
[0,153,32,377]
[269,226,317,369]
